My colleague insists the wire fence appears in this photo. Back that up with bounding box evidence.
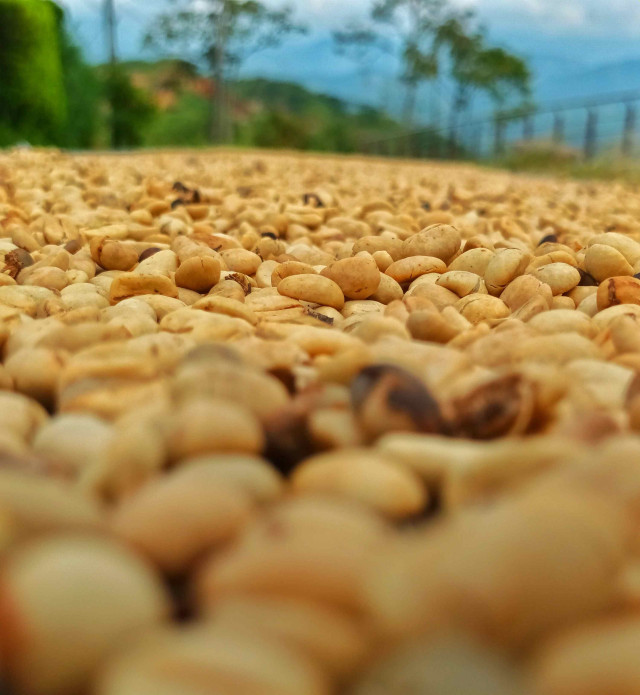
[362,89,640,162]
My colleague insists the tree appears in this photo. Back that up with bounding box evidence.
[476,47,531,109]
[334,0,453,128]
[0,0,67,145]
[436,15,531,151]
[103,67,156,149]
[145,0,306,144]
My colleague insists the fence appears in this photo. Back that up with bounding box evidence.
[362,88,640,161]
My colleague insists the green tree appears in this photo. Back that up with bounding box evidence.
[55,8,103,149]
[0,0,67,145]
[476,47,531,109]
[334,0,453,128]
[103,67,156,149]
[145,0,306,144]
[436,15,530,151]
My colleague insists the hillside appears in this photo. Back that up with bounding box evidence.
[112,59,419,152]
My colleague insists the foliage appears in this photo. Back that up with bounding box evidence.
[334,0,455,127]
[334,0,532,132]
[0,0,67,146]
[145,0,306,142]
[57,15,103,149]
[103,66,157,149]
[142,92,210,147]
[125,60,413,154]
[493,142,640,184]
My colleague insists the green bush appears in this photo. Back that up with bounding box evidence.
[58,22,102,149]
[104,66,156,149]
[0,0,67,145]
[143,93,209,147]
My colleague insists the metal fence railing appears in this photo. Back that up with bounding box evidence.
[362,88,640,161]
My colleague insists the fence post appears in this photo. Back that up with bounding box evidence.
[523,114,533,141]
[584,109,598,160]
[623,103,636,157]
[552,112,564,144]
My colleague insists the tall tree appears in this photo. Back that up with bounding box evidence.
[436,16,530,150]
[476,47,531,109]
[145,0,305,144]
[334,0,452,128]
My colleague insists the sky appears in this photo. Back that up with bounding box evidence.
[58,0,640,111]
[60,0,640,59]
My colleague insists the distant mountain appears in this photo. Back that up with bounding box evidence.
[534,59,640,103]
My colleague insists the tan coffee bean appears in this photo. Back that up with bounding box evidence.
[533,262,581,295]
[109,273,178,303]
[550,296,575,310]
[197,497,388,612]
[448,247,494,275]
[221,248,262,275]
[589,231,640,265]
[456,294,510,324]
[133,249,178,276]
[353,235,403,261]
[255,259,278,287]
[174,255,221,293]
[192,295,258,324]
[500,275,553,311]
[483,249,531,296]
[596,276,640,311]
[271,260,317,287]
[386,256,446,284]
[321,255,381,300]
[205,596,369,677]
[171,356,289,421]
[528,310,596,338]
[0,391,48,442]
[1,536,168,695]
[370,273,404,304]
[372,250,394,271]
[437,270,486,297]
[526,250,578,272]
[408,310,459,343]
[348,316,411,342]
[0,468,104,535]
[278,274,345,310]
[94,626,329,695]
[32,414,114,475]
[292,448,427,518]
[4,347,67,408]
[405,282,462,310]
[585,244,634,282]
[401,224,461,263]
[534,618,640,695]
[178,455,283,504]
[166,397,264,461]
[111,466,253,573]
[90,237,138,271]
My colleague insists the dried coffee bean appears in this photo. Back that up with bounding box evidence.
[351,364,447,439]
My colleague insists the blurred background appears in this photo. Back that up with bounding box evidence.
[1,0,640,176]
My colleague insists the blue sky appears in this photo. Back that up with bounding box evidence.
[58,0,640,112]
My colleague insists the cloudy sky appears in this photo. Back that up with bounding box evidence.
[58,0,640,108]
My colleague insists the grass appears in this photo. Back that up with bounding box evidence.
[490,141,640,184]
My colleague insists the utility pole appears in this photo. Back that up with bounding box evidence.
[105,0,117,67]
[104,0,118,147]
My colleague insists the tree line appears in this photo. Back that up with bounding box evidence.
[146,0,531,144]
[0,0,531,150]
